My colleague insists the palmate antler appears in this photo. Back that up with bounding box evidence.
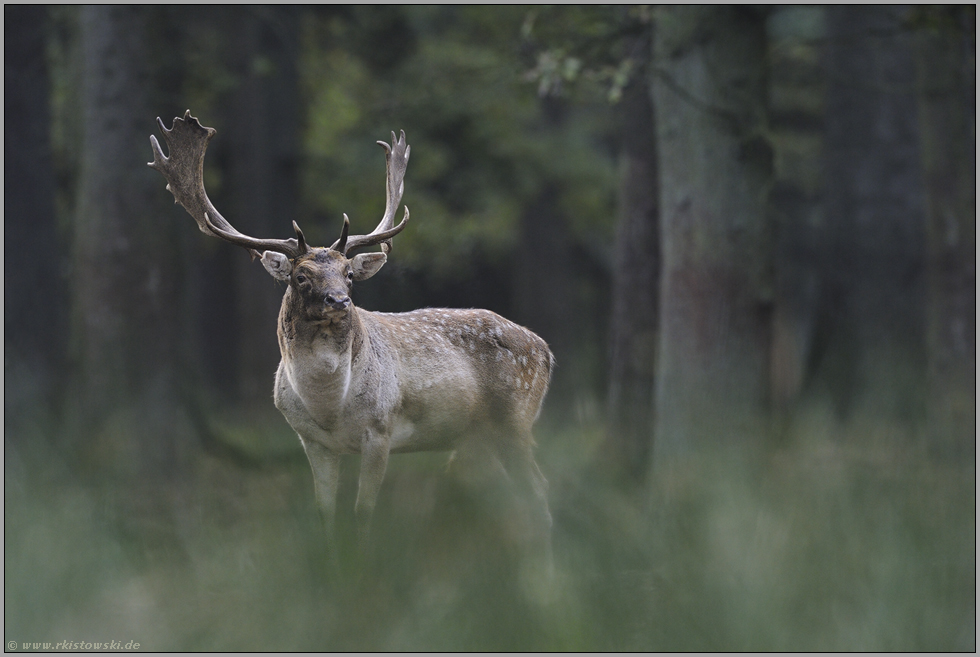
[149,111,410,260]
[148,111,308,259]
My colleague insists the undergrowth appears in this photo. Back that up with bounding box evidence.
[5,400,975,651]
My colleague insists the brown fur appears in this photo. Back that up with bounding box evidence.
[272,248,554,552]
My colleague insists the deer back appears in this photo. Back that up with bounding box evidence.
[368,308,553,428]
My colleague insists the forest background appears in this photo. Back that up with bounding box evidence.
[5,5,975,651]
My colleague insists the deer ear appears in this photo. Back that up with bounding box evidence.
[261,251,292,281]
[351,253,387,281]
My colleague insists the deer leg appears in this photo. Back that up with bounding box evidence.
[447,438,508,487]
[499,439,554,575]
[302,439,341,550]
[355,432,390,544]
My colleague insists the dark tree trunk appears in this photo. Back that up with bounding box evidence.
[513,181,578,407]
[605,25,659,482]
[70,6,192,477]
[820,6,927,424]
[912,6,976,457]
[764,7,827,437]
[512,98,594,419]
[4,6,67,415]
[207,7,301,407]
[651,6,773,463]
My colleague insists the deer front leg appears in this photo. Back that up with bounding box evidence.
[355,431,390,544]
[302,439,341,551]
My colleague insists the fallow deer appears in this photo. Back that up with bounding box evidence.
[149,111,554,560]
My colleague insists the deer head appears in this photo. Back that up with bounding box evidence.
[148,110,410,318]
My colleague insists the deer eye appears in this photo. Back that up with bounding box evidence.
[295,274,307,284]
[346,270,353,281]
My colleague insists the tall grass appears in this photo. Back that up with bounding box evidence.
[5,401,975,651]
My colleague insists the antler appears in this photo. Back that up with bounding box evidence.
[331,130,411,256]
[148,110,309,259]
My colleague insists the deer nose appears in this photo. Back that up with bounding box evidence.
[325,293,350,310]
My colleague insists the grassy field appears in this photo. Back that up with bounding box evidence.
[5,400,975,651]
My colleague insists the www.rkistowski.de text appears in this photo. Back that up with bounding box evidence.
[7,640,141,651]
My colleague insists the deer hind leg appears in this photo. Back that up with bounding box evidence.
[447,437,508,487]
[502,441,553,533]
[454,429,553,540]
[497,434,554,575]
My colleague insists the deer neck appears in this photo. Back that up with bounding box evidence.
[277,288,366,421]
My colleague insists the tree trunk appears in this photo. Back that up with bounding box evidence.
[913,7,976,457]
[213,7,301,407]
[764,7,827,437]
[605,25,659,482]
[651,6,773,462]
[512,99,587,419]
[70,6,192,477]
[821,6,927,424]
[5,6,67,415]
[513,182,578,407]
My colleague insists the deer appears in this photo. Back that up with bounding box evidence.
[148,111,554,564]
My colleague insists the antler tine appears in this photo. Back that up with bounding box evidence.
[330,207,410,255]
[149,110,308,260]
[332,130,411,255]
[378,130,410,233]
[201,213,306,260]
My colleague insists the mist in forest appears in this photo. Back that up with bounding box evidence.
[5,6,974,651]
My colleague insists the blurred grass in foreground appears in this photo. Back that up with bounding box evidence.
[5,400,975,651]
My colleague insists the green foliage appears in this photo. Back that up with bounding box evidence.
[523,5,651,103]
[6,409,974,650]
[297,6,616,280]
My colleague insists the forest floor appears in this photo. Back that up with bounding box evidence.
[5,397,975,651]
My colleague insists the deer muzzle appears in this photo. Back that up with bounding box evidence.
[325,293,351,311]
